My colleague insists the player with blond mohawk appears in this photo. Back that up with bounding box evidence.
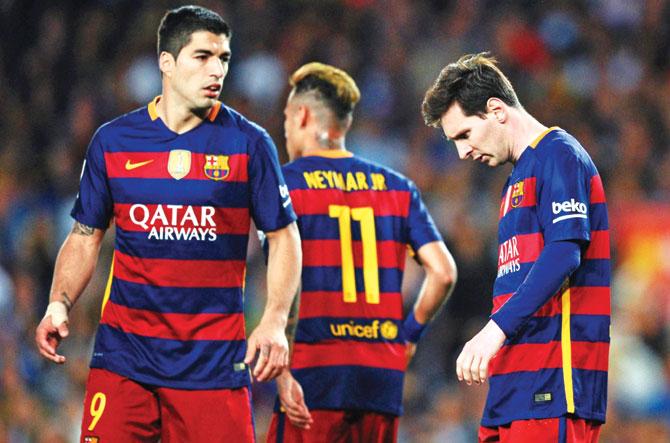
[266,62,457,442]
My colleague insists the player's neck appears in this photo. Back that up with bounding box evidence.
[155,92,208,134]
[510,110,547,164]
[303,129,347,154]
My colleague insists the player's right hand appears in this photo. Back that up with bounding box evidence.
[244,319,289,381]
[35,301,70,364]
[456,319,506,385]
[277,371,313,429]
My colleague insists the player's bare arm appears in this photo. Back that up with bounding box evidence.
[413,241,457,323]
[404,241,457,361]
[276,291,313,429]
[72,220,96,236]
[245,221,302,381]
[285,290,300,347]
[35,221,106,364]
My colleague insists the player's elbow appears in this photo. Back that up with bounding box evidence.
[427,252,458,291]
[418,241,458,290]
[435,258,457,290]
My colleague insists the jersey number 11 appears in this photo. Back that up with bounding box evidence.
[328,205,380,304]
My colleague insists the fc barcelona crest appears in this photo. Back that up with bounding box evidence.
[168,149,192,180]
[510,181,524,207]
[204,155,230,181]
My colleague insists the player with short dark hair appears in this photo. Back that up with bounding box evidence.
[423,53,611,443]
[266,62,457,443]
[157,5,231,58]
[35,5,301,442]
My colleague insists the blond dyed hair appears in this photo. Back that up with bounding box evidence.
[289,62,361,121]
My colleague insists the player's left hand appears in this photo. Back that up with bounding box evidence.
[456,319,506,385]
[244,320,289,382]
[405,342,417,364]
[277,371,313,429]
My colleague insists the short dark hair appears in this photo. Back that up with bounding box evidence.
[422,52,520,127]
[289,62,361,122]
[157,5,230,58]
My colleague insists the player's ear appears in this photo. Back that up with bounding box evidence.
[297,105,309,128]
[159,51,175,78]
[486,98,507,124]
[341,115,353,133]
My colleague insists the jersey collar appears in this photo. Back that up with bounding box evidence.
[529,126,561,149]
[147,96,222,123]
[302,149,353,158]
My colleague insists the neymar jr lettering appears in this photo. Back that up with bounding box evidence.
[303,169,388,191]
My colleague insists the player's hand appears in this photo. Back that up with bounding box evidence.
[244,319,289,381]
[405,342,417,364]
[277,371,313,429]
[35,301,70,364]
[456,319,506,385]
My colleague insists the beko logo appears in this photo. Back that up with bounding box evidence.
[551,199,587,223]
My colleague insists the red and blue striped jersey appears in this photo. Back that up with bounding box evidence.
[282,150,442,416]
[71,97,296,390]
[484,127,610,426]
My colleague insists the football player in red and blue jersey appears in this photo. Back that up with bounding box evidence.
[266,63,457,443]
[423,53,611,443]
[34,6,301,442]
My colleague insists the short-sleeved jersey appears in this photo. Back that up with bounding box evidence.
[72,97,296,390]
[484,127,610,426]
[281,150,442,416]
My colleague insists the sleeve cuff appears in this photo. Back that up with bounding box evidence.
[489,312,515,339]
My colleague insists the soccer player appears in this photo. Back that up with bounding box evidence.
[34,6,301,442]
[266,62,457,443]
[422,53,610,443]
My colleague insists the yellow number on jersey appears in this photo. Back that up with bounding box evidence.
[88,392,107,431]
[328,205,380,304]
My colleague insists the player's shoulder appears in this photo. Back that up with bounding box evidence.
[281,157,304,175]
[93,106,150,141]
[213,103,270,142]
[355,155,416,191]
[534,128,596,172]
[281,156,324,187]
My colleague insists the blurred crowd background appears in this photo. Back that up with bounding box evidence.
[1,0,670,441]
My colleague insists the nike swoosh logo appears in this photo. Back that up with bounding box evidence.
[125,159,154,170]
